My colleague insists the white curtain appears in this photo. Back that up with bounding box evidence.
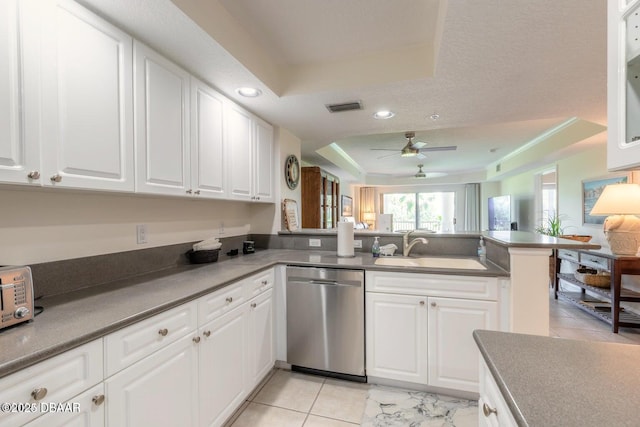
[359,187,376,221]
[464,183,481,231]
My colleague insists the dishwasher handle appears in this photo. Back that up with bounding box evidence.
[288,278,362,288]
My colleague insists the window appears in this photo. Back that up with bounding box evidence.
[382,191,456,232]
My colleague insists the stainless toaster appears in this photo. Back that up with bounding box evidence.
[0,266,34,330]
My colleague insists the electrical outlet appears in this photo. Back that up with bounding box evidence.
[354,240,363,248]
[136,224,148,244]
[219,221,225,234]
[309,238,321,247]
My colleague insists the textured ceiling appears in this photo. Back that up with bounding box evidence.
[79,0,608,184]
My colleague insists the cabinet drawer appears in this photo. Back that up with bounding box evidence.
[23,383,105,427]
[198,280,246,325]
[479,361,517,427]
[244,269,274,300]
[104,302,197,377]
[557,249,579,263]
[0,340,103,427]
[579,253,610,271]
[366,271,498,300]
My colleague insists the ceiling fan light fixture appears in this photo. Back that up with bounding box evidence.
[401,146,418,157]
[373,110,395,119]
[236,87,262,97]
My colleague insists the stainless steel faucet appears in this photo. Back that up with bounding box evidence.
[402,230,428,257]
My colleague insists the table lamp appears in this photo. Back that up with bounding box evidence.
[589,183,640,255]
[362,212,376,229]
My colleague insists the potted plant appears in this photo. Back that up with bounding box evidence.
[535,213,564,237]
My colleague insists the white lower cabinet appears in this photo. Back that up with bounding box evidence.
[105,333,199,427]
[365,292,428,383]
[478,360,517,427]
[427,297,497,393]
[198,305,248,427]
[24,384,105,427]
[365,271,500,393]
[247,288,275,388]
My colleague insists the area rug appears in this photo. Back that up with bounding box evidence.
[361,385,478,427]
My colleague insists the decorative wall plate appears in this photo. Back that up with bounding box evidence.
[284,154,300,190]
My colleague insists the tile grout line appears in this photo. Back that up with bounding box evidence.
[301,376,327,426]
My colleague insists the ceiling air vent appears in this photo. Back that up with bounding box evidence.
[325,101,363,113]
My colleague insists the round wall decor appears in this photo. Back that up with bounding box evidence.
[284,154,300,189]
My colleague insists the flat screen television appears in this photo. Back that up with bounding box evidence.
[488,195,511,231]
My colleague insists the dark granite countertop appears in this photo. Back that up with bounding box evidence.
[0,249,507,378]
[473,329,640,427]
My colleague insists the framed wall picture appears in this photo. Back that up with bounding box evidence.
[582,174,630,225]
[341,195,353,217]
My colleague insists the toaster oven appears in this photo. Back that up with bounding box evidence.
[0,266,34,330]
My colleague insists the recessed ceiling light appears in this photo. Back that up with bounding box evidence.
[236,87,262,97]
[429,113,440,120]
[373,110,395,119]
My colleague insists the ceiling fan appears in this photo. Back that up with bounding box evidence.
[371,131,457,159]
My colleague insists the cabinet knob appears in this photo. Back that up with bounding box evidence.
[251,303,257,308]
[50,174,62,183]
[158,328,169,337]
[186,189,193,194]
[482,403,498,417]
[192,336,201,344]
[27,171,40,179]
[31,388,47,401]
[92,394,105,406]
[226,297,233,303]
[256,196,260,201]
[203,330,211,338]
[194,190,200,195]
[431,302,437,307]
[419,301,425,306]
[261,280,268,285]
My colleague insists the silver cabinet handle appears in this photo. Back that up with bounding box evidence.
[261,280,268,285]
[251,303,257,308]
[192,336,201,344]
[203,330,211,338]
[194,190,200,195]
[226,297,233,303]
[31,388,47,401]
[92,394,105,406]
[27,171,40,179]
[419,301,425,306]
[482,403,497,417]
[158,328,168,336]
[186,189,192,194]
[50,174,62,183]
[431,302,437,307]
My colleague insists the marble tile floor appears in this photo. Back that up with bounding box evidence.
[228,291,640,427]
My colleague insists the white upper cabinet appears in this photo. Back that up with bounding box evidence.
[40,0,134,191]
[190,77,227,198]
[226,102,275,203]
[607,0,640,170]
[253,117,275,203]
[0,0,41,185]
[134,41,190,196]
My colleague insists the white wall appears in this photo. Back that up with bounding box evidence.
[0,126,301,265]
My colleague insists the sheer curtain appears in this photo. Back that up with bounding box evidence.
[359,187,376,222]
[464,183,481,231]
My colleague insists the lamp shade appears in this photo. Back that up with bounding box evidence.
[589,184,640,215]
[362,212,376,221]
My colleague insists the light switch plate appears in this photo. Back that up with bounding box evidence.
[354,240,362,248]
[136,224,148,244]
[309,238,321,247]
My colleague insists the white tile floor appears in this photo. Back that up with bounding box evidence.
[228,290,640,427]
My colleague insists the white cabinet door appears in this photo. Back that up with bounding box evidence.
[252,117,274,203]
[607,0,640,171]
[106,333,199,427]
[365,292,428,384]
[0,0,40,185]
[198,305,248,427]
[226,102,253,201]
[40,0,134,191]
[24,384,105,427]
[247,288,274,388]
[427,297,497,393]
[190,76,226,198]
[134,41,190,196]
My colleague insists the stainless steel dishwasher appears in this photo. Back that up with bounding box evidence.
[286,266,365,381]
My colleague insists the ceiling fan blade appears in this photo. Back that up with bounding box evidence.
[376,152,399,159]
[370,148,401,151]
[419,145,457,152]
[411,141,427,149]
[416,152,427,160]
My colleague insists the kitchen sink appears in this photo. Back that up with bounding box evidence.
[374,256,487,270]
